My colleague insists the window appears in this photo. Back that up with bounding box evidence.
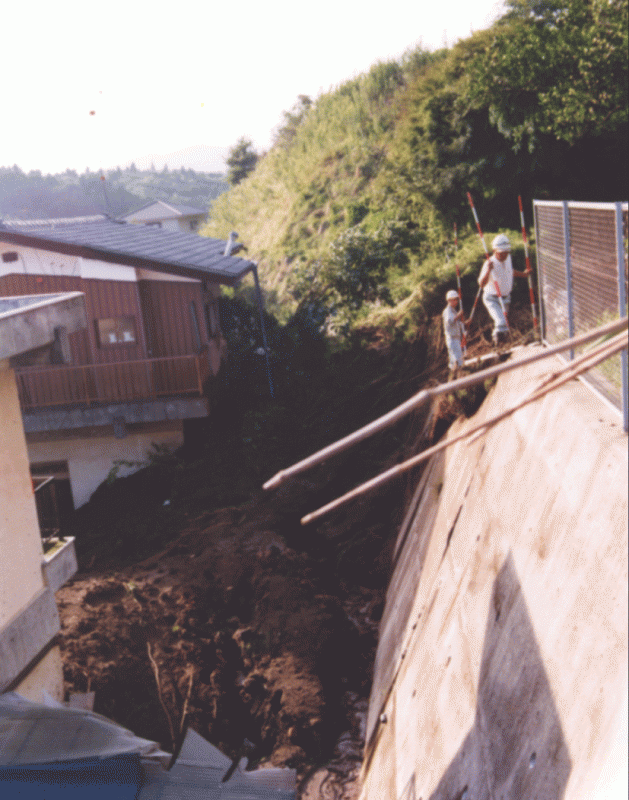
[95,316,137,346]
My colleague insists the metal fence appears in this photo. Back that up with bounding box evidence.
[533,200,628,431]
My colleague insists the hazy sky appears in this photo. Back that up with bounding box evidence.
[3,0,504,174]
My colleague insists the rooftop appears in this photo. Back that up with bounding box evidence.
[0,216,254,286]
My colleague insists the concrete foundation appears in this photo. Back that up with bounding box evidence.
[360,348,628,800]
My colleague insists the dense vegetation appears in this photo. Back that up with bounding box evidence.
[206,0,628,336]
[0,164,228,220]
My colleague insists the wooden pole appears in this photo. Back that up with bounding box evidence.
[262,317,627,492]
[300,329,628,525]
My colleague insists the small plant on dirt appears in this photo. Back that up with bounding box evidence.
[105,443,178,485]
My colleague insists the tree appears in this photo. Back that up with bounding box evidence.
[470,0,628,149]
[226,137,258,185]
[273,95,312,148]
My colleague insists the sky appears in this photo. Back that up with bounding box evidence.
[2,0,504,175]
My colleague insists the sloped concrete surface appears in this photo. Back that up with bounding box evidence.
[0,292,85,361]
[360,348,628,800]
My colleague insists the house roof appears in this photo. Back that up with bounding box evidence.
[122,201,208,223]
[0,216,254,286]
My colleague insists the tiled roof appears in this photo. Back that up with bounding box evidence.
[0,216,253,285]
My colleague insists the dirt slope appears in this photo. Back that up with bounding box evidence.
[58,490,384,795]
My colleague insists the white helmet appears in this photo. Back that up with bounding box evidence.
[492,234,511,252]
[446,290,459,301]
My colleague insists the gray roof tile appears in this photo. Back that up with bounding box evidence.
[0,217,253,285]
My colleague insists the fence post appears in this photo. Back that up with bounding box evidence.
[562,201,575,358]
[533,201,546,341]
[615,202,628,432]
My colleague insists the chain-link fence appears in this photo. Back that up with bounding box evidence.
[534,200,628,430]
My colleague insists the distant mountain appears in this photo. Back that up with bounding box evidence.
[119,144,229,175]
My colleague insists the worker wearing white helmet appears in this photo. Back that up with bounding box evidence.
[478,234,532,345]
[443,289,466,373]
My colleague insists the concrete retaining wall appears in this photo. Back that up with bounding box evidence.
[360,348,628,800]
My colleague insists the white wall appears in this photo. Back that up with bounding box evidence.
[0,244,137,282]
[28,424,184,508]
[0,361,46,619]
[0,360,63,700]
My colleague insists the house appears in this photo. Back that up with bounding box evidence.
[0,291,86,700]
[120,201,208,232]
[0,215,257,510]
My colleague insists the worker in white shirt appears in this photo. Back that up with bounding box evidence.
[478,234,532,346]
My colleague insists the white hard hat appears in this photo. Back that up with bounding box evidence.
[492,234,511,252]
[446,290,459,300]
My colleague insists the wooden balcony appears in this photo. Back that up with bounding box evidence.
[16,352,210,410]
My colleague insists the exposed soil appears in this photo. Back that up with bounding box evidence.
[56,312,533,797]
[58,490,386,797]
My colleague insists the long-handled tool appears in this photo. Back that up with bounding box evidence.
[466,192,509,331]
[453,223,467,351]
[518,195,539,334]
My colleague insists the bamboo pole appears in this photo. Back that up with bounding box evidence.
[467,191,509,329]
[300,329,628,525]
[453,223,467,351]
[262,317,627,492]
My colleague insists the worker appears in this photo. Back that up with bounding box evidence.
[478,234,532,346]
[443,289,466,375]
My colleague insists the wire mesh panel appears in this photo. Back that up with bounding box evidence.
[569,203,623,404]
[534,202,568,344]
[534,200,628,423]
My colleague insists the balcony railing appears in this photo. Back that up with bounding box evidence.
[16,353,210,410]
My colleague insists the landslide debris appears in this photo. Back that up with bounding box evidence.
[58,491,383,792]
[57,310,531,796]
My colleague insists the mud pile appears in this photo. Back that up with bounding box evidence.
[58,496,382,795]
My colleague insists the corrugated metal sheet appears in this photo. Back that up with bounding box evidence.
[0,218,253,285]
[0,694,296,799]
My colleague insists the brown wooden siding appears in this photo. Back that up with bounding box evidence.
[0,273,152,364]
[16,355,206,408]
[2,272,214,408]
[138,279,209,358]
[83,277,148,363]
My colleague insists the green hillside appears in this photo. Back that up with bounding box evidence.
[205,0,627,335]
